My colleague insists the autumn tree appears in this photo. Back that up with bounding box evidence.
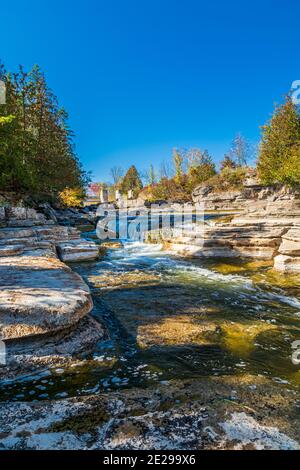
[220,154,237,171]
[187,149,216,188]
[143,164,157,186]
[173,149,184,182]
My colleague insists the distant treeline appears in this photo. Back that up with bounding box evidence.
[106,94,300,202]
[0,62,89,203]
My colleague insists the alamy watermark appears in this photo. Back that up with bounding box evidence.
[291,80,300,105]
[291,340,300,366]
[96,202,205,244]
[0,80,6,105]
[0,340,6,366]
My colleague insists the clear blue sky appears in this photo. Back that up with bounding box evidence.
[1,0,299,181]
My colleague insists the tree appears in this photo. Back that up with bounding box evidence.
[229,133,252,167]
[0,62,89,200]
[110,166,124,186]
[59,187,85,207]
[173,148,184,181]
[187,149,216,188]
[257,96,300,186]
[160,159,173,179]
[220,154,237,171]
[143,164,157,186]
[120,165,143,197]
[186,148,204,169]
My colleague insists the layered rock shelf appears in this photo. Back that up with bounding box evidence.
[165,200,300,274]
[0,206,103,379]
[192,179,299,212]
[57,240,99,262]
[274,227,300,273]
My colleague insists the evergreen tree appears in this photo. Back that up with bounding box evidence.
[0,62,89,201]
[120,165,143,196]
[258,96,300,185]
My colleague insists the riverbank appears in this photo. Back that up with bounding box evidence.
[0,206,102,380]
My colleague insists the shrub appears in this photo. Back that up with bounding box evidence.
[58,187,85,207]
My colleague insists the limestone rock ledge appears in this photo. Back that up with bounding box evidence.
[0,250,93,340]
[57,240,100,262]
[274,227,300,273]
[0,376,298,450]
[0,206,104,379]
[164,200,300,274]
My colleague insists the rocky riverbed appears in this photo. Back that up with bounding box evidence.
[1,205,300,450]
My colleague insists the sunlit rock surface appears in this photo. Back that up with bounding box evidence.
[57,240,100,262]
[192,180,299,212]
[275,227,300,273]
[165,200,300,273]
[0,206,102,379]
[0,376,298,450]
[0,251,93,340]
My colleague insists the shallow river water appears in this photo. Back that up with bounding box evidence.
[1,234,300,402]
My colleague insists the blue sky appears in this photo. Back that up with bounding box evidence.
[1,0,299,181]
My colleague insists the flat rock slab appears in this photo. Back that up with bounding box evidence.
[57,240,99,262]
[0,252,93,340]
[0,375,298,450]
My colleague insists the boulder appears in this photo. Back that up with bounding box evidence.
[279,238,300,256]
[274,254,300,274]
[0,251,93,341]
[57,240,100,262]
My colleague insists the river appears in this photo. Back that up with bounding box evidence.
[1,230,300,402]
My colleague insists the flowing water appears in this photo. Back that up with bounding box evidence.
[1,229,300,402]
